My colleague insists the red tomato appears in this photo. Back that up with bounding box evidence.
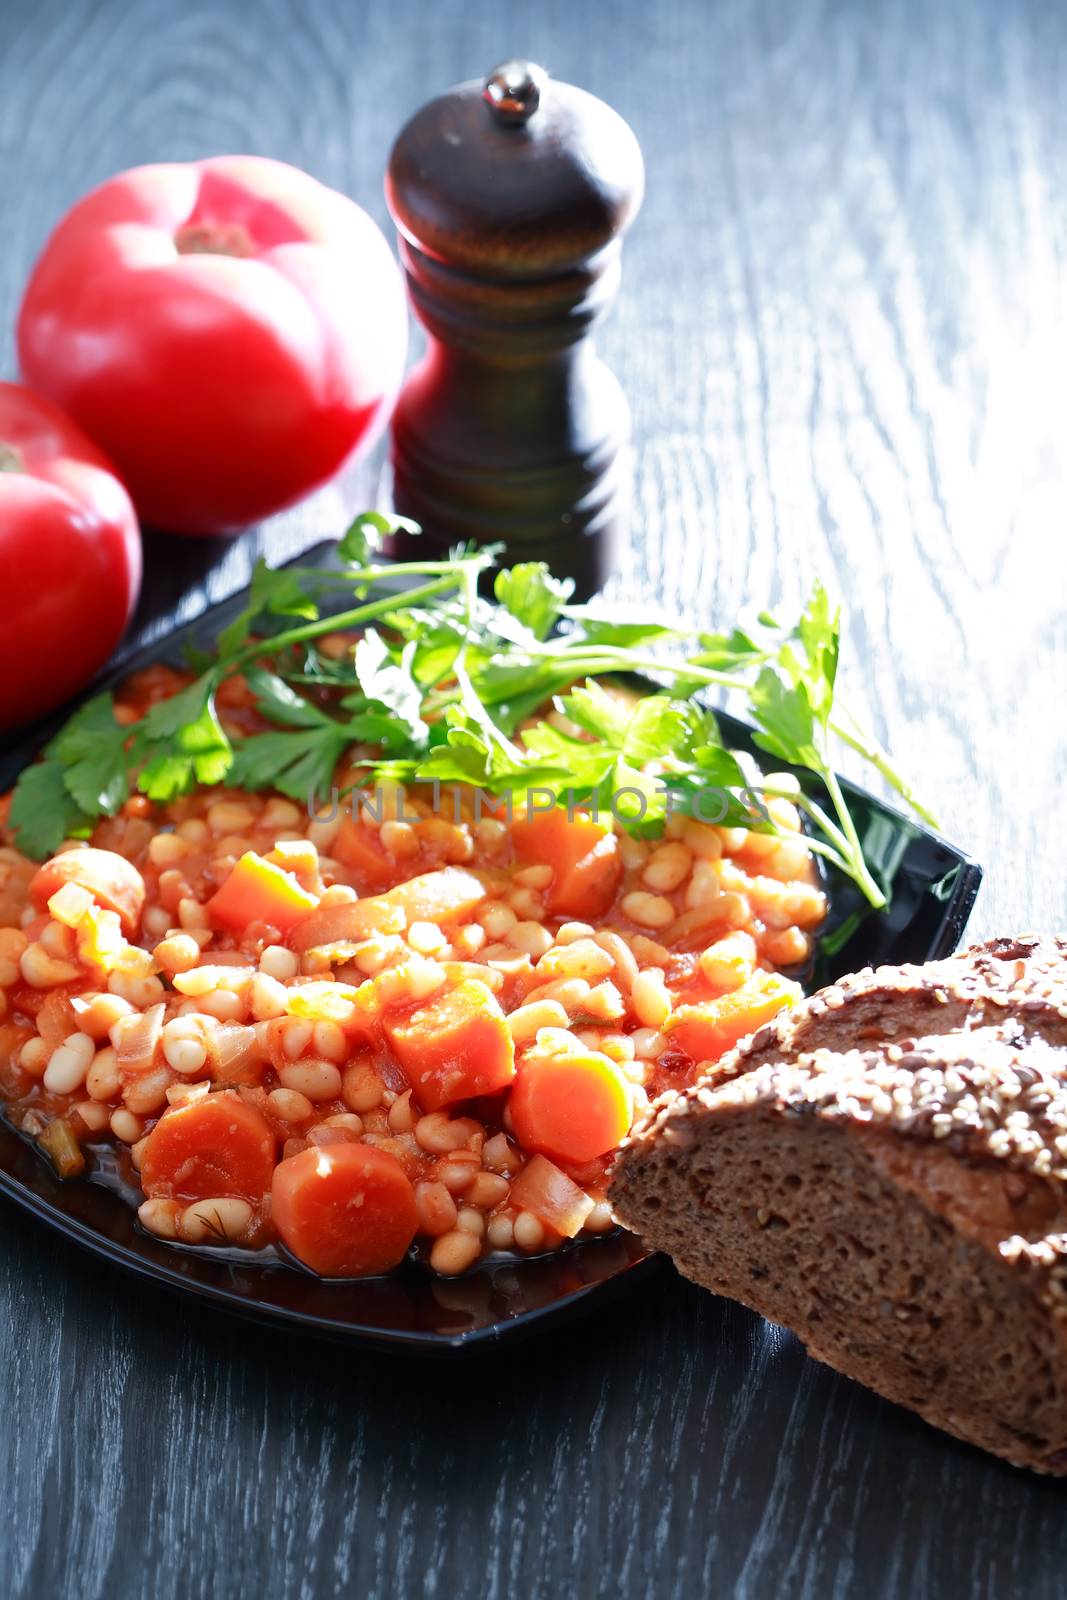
[17,157,407,535]
[0,383,141,731]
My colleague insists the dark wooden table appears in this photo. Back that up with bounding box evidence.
[3,0,1067,1594]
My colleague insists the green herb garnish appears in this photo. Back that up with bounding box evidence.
[7,513,936,910]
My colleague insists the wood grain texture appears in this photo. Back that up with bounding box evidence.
[2,0,1066,1594]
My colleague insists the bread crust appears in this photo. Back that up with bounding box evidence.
[610,935,1067,1472]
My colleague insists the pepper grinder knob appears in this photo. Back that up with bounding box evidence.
[482,59,546,122]
[385,61,644,595]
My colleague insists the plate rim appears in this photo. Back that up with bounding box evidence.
[0,1133,659,1350]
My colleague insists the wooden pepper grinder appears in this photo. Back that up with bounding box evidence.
[385,60,644,594]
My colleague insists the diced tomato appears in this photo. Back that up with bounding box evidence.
[30,847,145,936]
[6,978,82,1020]
[0,1023,34,1090]
[332,816,402,888]
[139,1091,276,1203]
[509,1154,595,1238]
[665,971,800,1063]
[271,1143,418,1277]
[35,989,81,1052]
[511,807,621,919]
[0,844,35,928]
[509,1050,632,1165]
[206,851,318,936]
[383,978,515,1111]
[290,866,488,953]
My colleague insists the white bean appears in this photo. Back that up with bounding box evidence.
[277,1059,342,1102]
[266,1088,314,1123]
[138,1198,182,1239]
[86,1046,121,1101]
[631,968,672,1029]
[258,944,299,981]
[43,1033,94,1095]
[162,1032,208,1076]
[250,972,289,1021]
[429,1230,481,1275]
[621,891,675,930]
[179,1197,253,1243]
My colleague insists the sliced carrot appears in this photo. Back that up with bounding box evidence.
[665,971,800,1063]
[271,1142,418,1277]
[509,1154,595,1238]
[511,807,621,919]
[206,851,318,936]
[332,817,401,888]
[139,1091,276,1203]
[384,978,515,1111]
[290,866,488,953]
[30,847,145,937]
[509,1050,632,1165]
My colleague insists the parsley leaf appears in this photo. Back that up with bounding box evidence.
[749,669,821,769]
[559,680,631,745]
[619,696,706,766]
[229,727,348,803]
[563,608,681,649]
[138,678,233,800]
[494,563,573,641]
[350,631,428,746]
[49,693,133,818]
[793,579,840,723]
[138,675,214,742]
[243,668,334,729]
[687,624,770,672]
[337,510,418,567]
[217,560,320,656]
[9,760,93,858]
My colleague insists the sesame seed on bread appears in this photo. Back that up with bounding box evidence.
[610,935,1067,1473]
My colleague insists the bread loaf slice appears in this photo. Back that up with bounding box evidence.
[610,935,1067,1472]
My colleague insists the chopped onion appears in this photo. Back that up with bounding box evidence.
[210,1022,262,1085]
[284,982,362,1025]
[266,840,324,895]
[509,1154,595,1238]
[114,1002,165,1074]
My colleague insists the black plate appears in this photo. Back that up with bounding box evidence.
[0,543,982,1349]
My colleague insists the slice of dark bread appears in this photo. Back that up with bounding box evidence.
[610,935,1067,1473]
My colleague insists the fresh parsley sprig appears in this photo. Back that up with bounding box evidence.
[6,512,935,911]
